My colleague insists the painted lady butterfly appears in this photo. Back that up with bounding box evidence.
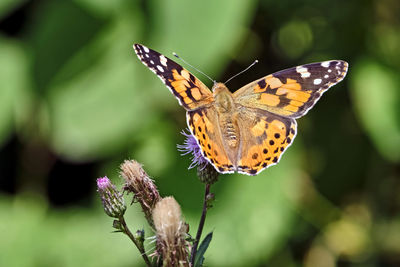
[134,44,348,175]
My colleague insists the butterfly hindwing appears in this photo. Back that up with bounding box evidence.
[235,107,297,175]
[187,107,235,174]
[134,44,214,110]
[233,60,348,118]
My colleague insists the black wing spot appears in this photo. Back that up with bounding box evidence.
[258,79,267,89]
[269,140,275,145]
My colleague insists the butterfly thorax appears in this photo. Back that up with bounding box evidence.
[212,83,240,149]
[212,83,234,112]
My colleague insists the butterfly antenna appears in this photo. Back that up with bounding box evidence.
[224,60,258,84]
[173,52,216,84]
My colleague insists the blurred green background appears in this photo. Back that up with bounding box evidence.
[1,0,399,266]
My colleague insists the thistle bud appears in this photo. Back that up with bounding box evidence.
[153,197,189,267]
[197,163,219,185]
[97,177,126,218]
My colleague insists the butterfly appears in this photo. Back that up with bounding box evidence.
[133,44,348,175]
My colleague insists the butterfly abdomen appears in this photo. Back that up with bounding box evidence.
[212,83,241,149]
[221,117,239,148]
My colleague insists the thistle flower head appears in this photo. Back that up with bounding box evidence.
[178,129,220,184]
[120,160,161,228]
[152,197,189,266]
[177,129,209,170]
[96,176,126,218]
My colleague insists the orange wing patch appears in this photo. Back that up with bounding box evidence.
[187,108,234,174]
[167,68,214,110]
[237,111,297,175]
[254,76,313,116]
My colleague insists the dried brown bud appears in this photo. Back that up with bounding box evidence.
[120,160,161,228]
[153,197,189,267]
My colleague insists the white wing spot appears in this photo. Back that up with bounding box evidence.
[296,66,311,78]
[160,55,168,67]
[143,46,150,53]
[150,60,154,64]
[328,69,332,73]
[324,74,329,79]
[313,78,322,85]
[321,61,330,68]
[157,65,164,72]
[145,54,149,58]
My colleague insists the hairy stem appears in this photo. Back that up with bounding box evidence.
[190,183,211,265]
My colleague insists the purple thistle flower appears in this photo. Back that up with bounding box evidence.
[97,176,126,218]
[97,177,110,190]
[177,129,209,170]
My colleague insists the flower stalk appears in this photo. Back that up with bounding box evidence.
[190,183,212,265]
[97,176,152,266]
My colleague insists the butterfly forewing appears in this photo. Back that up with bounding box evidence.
[134,44,214,110]
[233,60,348,118]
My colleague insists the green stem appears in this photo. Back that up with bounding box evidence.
[190,183,211,265]
[119,216,152,267]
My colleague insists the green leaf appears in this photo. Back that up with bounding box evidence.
[152,0,258,77]
[0,37,31,147]
[350,59,400,162]
[28,1,106,93]
[46,11,144,160]
[194,232,213,267]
